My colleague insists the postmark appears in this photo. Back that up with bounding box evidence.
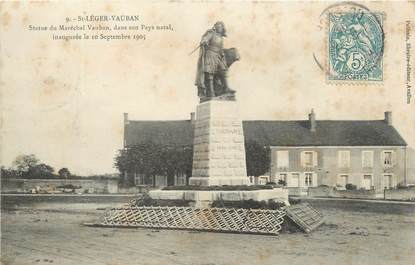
[328,10,384,82]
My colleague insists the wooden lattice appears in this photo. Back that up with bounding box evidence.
[284,203,324,233]
[88,206,285,235]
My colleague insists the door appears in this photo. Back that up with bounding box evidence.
[289,173,300,187]
[337,175,348,189]
[383,174,392,189]
[362,175,372,190]
[304,173,314,187]
[278,173,287,185]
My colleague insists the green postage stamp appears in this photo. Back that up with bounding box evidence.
[328,10,384,82]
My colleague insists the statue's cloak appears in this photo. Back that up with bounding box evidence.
[195,45,206,90]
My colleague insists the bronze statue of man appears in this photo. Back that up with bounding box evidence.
[195,21,236,99]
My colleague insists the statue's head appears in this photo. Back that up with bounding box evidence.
[213,21,227,37]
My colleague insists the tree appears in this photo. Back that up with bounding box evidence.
[115,142,164,186]
[161,145,193,186]
[58,168,71,179]
[10,154,57,179]
[27,163,55,179]
[114,143,193,187]
[12,154,39,173]
[245,140,271,178]
[1,166,19,178]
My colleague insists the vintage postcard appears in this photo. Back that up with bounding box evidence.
[1,1,415,265]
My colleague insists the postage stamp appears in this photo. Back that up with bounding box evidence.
[327,10,384,82]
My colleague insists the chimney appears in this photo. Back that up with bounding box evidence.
[309,109,316,132]
[190,112,196,126]
[385,111,392,126]
[123,113,129,125]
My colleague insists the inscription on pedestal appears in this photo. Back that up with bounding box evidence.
[189,100,249,186]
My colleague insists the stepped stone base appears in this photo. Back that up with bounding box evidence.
[189,100,249,186]
[149,188,290,208]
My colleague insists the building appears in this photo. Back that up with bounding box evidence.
[123,111,407,193]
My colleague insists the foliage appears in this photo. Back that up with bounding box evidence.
[396,182,415,190]
[3,154,57,179]
[162,185,273,191]
[136,194,190,207]
[245,140,271,177]
[56,184,81,189]
[27,163,55,179]
[345,183,357,190]
[12,154,39,173]
[211,199,285,209]
[1,167,19,178]
[277,179,287,186]
[58,168,71,178]
[114,143,193,186]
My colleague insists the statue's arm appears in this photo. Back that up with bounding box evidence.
[200,30,213,46]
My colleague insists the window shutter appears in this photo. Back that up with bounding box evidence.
[313,151,318,166]
[300,151,305,167]
[381,151,385,166]
[392,151,397,166]
[313,173,317,187]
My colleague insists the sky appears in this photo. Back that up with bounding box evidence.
[1,1,414,175]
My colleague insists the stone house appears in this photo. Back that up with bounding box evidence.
[122,111,408,193]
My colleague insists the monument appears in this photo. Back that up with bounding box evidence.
[189,21,250,186]
[148,21,288,206]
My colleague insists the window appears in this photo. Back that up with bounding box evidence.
[362,174,373,190]
[382,151,393,167]
[288,173,300,187]
[337,174,349,189]
[276,151,289,168]
[278,173,287,185]
[362,151,374,168]
[304,152,313,166]
[287,173,300,187]
[145,175,154,186]
[383,174,393,189]
[134,173,145,185]
[176,174,186,186]
[304,173,313,187]
[338,151,350,168]
[302,151,316,167]
[258,176,268,185]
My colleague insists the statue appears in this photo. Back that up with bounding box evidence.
[194,21,240,101]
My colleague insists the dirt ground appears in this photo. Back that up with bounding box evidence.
[1,197,415,265]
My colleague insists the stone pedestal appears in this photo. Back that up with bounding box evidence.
[149,189,290,207]
[189,100,250,186]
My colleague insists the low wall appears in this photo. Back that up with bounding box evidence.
[287,187,308,196]
[118,186,146,194]
[385,187,415,201]
[334,189,377,199]
[308,186,333,197]
[1,178,119,194]
[307,186,377,199]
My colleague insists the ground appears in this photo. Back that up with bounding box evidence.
[1,195,415,265]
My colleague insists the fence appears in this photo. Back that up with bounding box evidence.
[384,187,415,201]
[88,206,286,235]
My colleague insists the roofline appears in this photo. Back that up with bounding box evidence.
[128,119,395,123]
[270,145,407,149]
[128,120,192,122]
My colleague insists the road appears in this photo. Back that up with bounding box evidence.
[1,197,415,265]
